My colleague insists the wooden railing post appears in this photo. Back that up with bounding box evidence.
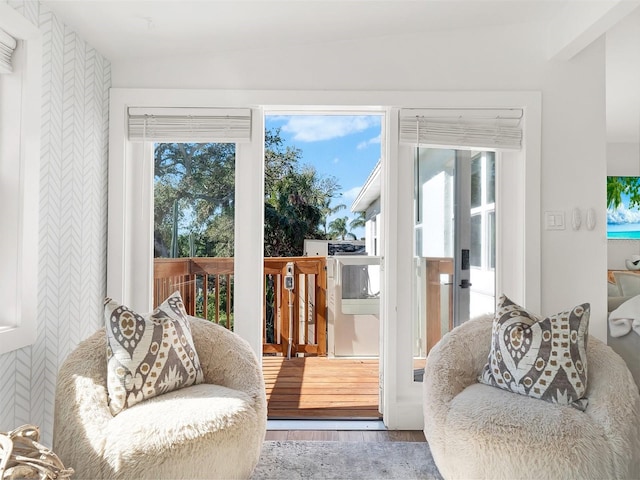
[316,257,327,356]
[281,267,292,358]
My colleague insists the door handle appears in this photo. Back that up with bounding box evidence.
[459,279,472,289]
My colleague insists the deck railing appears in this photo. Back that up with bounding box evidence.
[153,256,327,356]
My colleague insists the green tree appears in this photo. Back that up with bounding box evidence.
[264,166,326,256]
[349,212,367,230]
[328,216,350,240]
[154,128,343,259]
[154,142,235,258]
[607,176,640,210]
[263,129,342,256]
[320,197,346,235]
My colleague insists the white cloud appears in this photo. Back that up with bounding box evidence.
[342,186,363,201]
[357,134,381,150]
[607,206,640,224]
[281,115,381,142]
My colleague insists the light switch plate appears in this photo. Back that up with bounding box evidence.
[545,211,565,230]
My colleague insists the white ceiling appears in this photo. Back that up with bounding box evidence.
[40,0,567,61]
[40,0,640,142]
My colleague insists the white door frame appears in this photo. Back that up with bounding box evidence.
[107,89,540,429]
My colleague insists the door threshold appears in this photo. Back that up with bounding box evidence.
[267,419,386,431]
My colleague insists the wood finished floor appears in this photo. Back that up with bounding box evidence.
[263,356,381,419]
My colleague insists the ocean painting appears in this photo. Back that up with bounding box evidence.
[607,176,640,239]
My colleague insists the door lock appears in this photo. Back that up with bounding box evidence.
[459,279,472,289]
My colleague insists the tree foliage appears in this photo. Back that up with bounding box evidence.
[328,216,350,240]
[153,128,343,258]
[607,176,640,210]
[349,211,367,230]
[154,142,236,258]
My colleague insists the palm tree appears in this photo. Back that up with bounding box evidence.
[349,212,367,230]
[607,176,640,209]
[320,198,346,235]
[328,216,349,240]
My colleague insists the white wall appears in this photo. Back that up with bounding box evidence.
[539,38,607,330]
[607,142,640,268]
[0,7,612,437]
[112,20,608,338]
[0,0,110,444]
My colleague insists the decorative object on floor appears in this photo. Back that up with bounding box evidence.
[54,315,267,479]
[250,440,443,480]
[0,425,73,480]
[478,295,590,410]
[626,255,640,271]
[104,291,204,415]
[423,313,640,480]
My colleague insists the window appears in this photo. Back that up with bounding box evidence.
[0,5,42,354]
[469,152,495,270]
[153,141,237,329]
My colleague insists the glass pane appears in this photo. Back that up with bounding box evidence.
[488,211,496,269]
[153,142,235,330]
[414,148,497,382]
[470,214,481,267]
[413,148,456,382]
[415,148,455,258]
[471,154,482,208]
[486,152,496,204]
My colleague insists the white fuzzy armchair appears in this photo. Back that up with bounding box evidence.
[423,314,640,480]
[53,316,267,479]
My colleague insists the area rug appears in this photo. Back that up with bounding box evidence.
[250,440,443,479]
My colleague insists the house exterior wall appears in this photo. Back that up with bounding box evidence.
[0,0,110,444]
[364,199,381,256]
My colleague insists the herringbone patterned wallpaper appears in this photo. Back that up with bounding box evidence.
[0,0,110,446]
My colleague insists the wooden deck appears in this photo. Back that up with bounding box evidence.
[263,356,381,419]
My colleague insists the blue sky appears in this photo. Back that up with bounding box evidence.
[265,114,382,239]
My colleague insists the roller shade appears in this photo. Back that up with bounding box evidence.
[399,108,523,150]
[0,28,17,74]
[127,107,252,143]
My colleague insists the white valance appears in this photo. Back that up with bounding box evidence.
[399,108,523,151]
[0,28,17,74]
[127,107,252,143]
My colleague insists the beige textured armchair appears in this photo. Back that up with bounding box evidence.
[53,316,267,479]
[423,314,640,480]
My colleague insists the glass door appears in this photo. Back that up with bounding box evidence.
[413,148,495,380]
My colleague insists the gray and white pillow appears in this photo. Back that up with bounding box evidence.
[105,291,204,415]
[479,295,590,411]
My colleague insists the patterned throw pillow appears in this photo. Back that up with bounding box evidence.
[104,291,204,415]
[479,295,590,411]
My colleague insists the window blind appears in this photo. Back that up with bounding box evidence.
[399,108,523,151]
[127,107,252,143]
[0,28,17,74]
